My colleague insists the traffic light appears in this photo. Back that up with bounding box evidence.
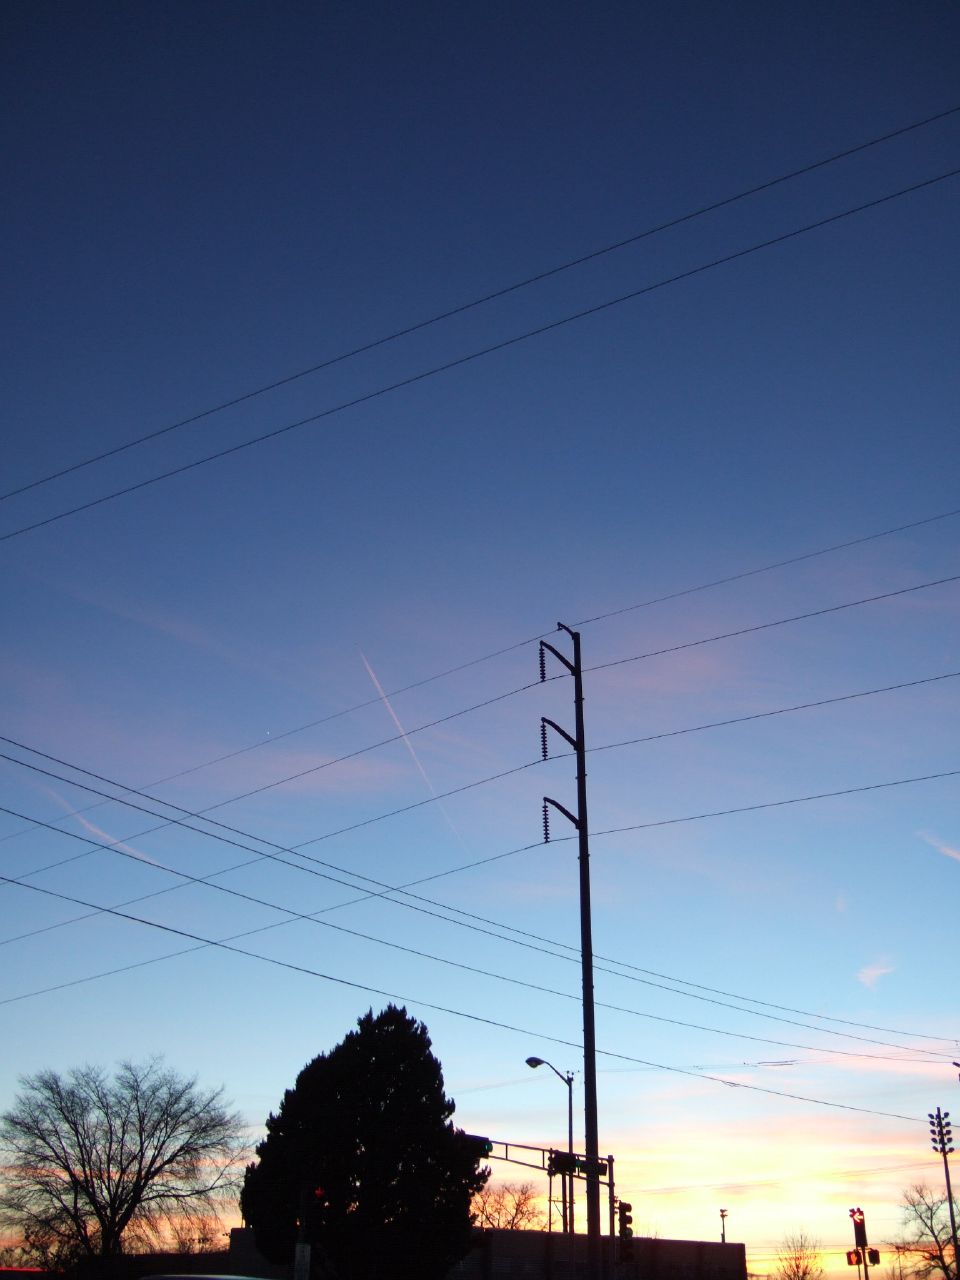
[868,1250,880,1265]
[465,1134,493,1158]
[547,1152,608,1178]
[618,1202,634,1261]
[850,1207,867,1249]
[846,1251,862,1266]
[548,1151,577,1177]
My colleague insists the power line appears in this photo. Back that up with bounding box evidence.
[5,499,954,844]
[3,655,957,1050]
[590,767,959,840]
[3,166,957,546]
[0,749,956,1052]
[591,670,960,755]
[6,105,956,506]
[2,663,955,922]
[4,561,954,872]
[586,571,960,674]
[0,868,929,1127]
[288,667,960,850]
[572,507,960,629]
[0,674,543,856]
[0,795,934,1067]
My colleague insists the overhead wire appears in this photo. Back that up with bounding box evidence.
[2,167,958,547]
[2,113,956,1143]
[1,748,957,1052]
[0,555,956,1044]
[572,506,960,629]
[2,655,958,1049]
[2,659,957,936]
[0,674,544,853]
[5,104,957,506]
[2,565,955,866]
[0,793,938,1067]
[0,868,931,1127]
[585,572,960,675]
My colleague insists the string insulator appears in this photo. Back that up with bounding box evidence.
[539,644,546,682]
[540,721,549,760]
[542,801,550,843]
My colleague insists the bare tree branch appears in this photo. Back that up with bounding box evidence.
[0,1058,246,1258]
[472,1182,546,1231]
[775,1233,825,1280]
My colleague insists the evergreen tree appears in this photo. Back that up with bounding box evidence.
[241,1006,489,1280]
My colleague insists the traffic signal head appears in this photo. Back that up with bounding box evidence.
[618,1202,634,1238]
[548,1151,577,1177]
[846,1251,861,1266]
[868,1249,880,1265]
[849,1208,867,1248]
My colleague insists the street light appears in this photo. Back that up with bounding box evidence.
[527,1056,575,1233]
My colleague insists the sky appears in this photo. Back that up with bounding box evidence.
[1,2,958,1275]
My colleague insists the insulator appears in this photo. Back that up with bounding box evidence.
[540,721,549,759]
[542,801,550,843]
[539,644,546,682]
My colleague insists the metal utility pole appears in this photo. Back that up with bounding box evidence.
[720,1209,728,1244]
[929,1107,959,1267]
[541,623,601,1280]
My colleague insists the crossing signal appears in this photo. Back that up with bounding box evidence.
[868,1250,880,1265]
[846,1252,861,1266]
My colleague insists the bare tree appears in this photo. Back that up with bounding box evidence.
[472,1182,546,1230]
[0,1057,245,1259]
[774,1233,825,1280]
[889,1185,958,1280]
[166,1212,227,1254]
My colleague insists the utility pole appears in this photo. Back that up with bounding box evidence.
[929,1107,959,1267]
[541,623,601,1280]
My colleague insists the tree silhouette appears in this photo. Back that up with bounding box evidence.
[0,1058,243,1260]
[241,1005,489,1280]
[891,1185,958,1280]
[774,1233,825,1280]
[472,1182,545,1230]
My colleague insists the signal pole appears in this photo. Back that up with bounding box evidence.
[850,1207,869,1280]
[541,623,601,1280]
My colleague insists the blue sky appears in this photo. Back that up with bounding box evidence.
[1,2,958,1273]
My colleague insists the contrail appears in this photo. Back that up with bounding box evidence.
[360,651,473,856]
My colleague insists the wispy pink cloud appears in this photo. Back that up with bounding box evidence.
[857,959,894,988]
[918,830,960,863]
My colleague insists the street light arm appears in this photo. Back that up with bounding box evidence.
[526,1056,573,1087]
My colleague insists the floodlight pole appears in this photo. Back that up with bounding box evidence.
[929,1107,959,1266]
[541,623,601,1280]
